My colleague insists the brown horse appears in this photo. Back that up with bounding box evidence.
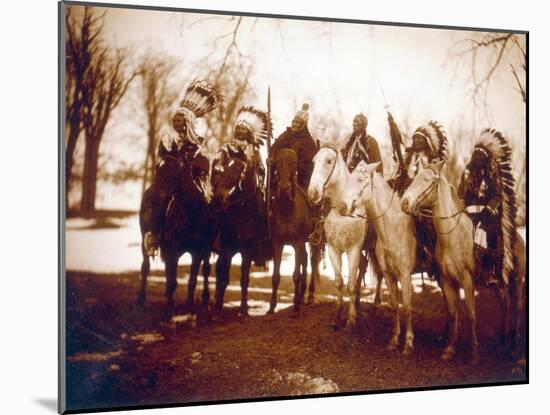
[340,161,417,355]
[268,149,321,314]
[211,152,269,316]
[138,153,215,317]
[401,159,525,363]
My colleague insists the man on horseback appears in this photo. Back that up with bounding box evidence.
[342,113,383,174]
[458,130,515,286]
[268,103,318,190]
[399,121,449,278]
[142,80,222,256]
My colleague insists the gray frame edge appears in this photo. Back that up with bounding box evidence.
[59,1,67,413]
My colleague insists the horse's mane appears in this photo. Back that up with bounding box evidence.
[440,174,465,210]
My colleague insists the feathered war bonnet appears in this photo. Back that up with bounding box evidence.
[473,128,518,287]
[172,80,224,143]
[234,106,272,147]
[412,120,449,161]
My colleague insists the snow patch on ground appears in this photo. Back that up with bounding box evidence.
[68,350,123,362]
[270,369,340,395]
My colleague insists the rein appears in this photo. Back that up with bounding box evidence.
[320,146,339,190]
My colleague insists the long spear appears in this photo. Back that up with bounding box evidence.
[266,86,273,239]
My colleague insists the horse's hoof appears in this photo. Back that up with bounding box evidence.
[136,292,146,306]
[162,308,174,321]
[387,342,399,352]
[239,307,249,317]
[306,295,315,305]
[402,344,414,357]
[442,347,455,361]
[470,353,480,365]
[374,297,382,306]
[345,320,358,333]
[331,320,342,331]
[266,307,275,315]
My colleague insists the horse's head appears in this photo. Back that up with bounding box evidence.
[274,148,298,201]
[189,153,213,203]
[152,155,183,199]
[308,146,339,205]
[401,159,445,214]
[340,161,380,217]
[211,156,247,209]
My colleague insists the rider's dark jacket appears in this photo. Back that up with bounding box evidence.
[270,126,318,189]
[458,162,502,249]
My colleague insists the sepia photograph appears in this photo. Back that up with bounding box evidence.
[60,1,527,412]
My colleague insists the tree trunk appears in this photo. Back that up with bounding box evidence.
[66,115,80,207]
[81,136,101,216]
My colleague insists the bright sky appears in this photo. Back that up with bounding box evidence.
[68,5,526,209]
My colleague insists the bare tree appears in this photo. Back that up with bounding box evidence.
[65,6,106,206]
[205,17,255,145]
[451,32,526,107]
[80,46,138,216]
[137,51,179,195]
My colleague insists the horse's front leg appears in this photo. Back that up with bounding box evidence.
[463,274,479,364]
[439,277,459,361]
[401,273,415,356]
[268,243,284,314]
[137,244,150,305]
[307,244,321,305]
[201,254,212,308]
[493,285,511,348]
[239,252,252,316]
[385,273,401,351]
[292,242,306,313]
[214,249,232,314]
[163,252,179,319]
[346,246,362,331]
[327,245,344,329]
[186,254,201,310]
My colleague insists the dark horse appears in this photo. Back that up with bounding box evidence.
[268,149,321,314]
[138,153,215,316]
[211,153,268,316]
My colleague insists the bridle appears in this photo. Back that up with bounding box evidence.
[274,149,298,200]
[319,146,339,190]
[410,167,465,235]
[347,170,396,220]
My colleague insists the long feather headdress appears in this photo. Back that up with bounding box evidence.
[412,120,449,161]
[474,128,518,288]
[235,106,272,146]
[180,79,223,117]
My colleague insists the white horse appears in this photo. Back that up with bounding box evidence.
[340,161,417,355]
[308,146,368,329]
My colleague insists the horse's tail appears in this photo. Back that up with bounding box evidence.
[367,247,382,287]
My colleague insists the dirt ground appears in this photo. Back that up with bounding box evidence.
[65,261,526,412]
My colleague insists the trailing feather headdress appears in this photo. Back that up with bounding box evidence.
[235,106,272,146]
[412,120,449,161]
[180,79,224,117]
[474,128,517,287]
